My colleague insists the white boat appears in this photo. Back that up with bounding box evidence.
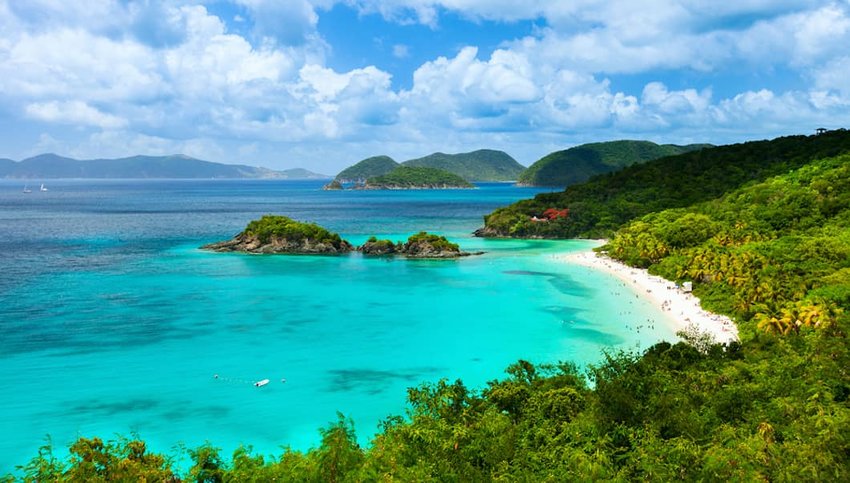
[23,185,32,193]
[254,378,270,387]
[40,183,48,192]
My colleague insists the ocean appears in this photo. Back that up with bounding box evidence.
[0,179,676,472]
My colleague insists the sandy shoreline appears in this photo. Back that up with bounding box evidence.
[558,249,738,344]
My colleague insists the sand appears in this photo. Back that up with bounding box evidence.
[558,249,738,344]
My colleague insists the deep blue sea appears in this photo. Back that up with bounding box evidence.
[0,180,676,473]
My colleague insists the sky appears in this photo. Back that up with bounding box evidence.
[1,0,850,174]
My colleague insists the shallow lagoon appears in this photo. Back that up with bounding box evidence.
[0,180,675,471]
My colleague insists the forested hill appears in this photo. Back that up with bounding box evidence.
[480,130,850,238]
[0,153,328,179]
[335,155,399,182]
[402,149,525,181]
[363,166,473,189]
[517,140,710,187]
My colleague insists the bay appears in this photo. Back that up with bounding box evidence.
[0,180,676,472]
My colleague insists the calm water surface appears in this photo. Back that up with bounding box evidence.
[0,180,676,472]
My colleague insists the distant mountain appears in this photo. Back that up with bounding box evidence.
[517,140,712,187]
[402,149,524,181]
[335,155,399,182]
[0,153,329,179]
[0,158,14,172]
[277,168,331,180]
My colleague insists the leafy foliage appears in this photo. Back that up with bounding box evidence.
[17,336,850,481]
[516,140,710,187]
[405,231,460,252]
[604,152,850,339]
[243,215,345,246]
[366,166,473,188]
[483,130,850,238]
[402,149,525,181]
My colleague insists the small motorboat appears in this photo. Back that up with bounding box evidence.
[254,379,270,387]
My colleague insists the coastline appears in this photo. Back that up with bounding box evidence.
[557,248,738,344]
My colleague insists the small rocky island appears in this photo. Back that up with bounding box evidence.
[201,215,354,254]
[321,179,343,190]
[203,216,480,259]
[360,232,482,258]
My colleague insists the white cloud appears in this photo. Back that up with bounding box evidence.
[234,0,321,45]
[25,101,127,129]
[814,55,850,96]
[1,0,850,171]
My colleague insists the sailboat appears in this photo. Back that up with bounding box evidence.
[40,183,48,192]
[22,185,32,193]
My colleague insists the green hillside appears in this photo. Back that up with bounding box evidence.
[335,155,399,182]
[402,149,524,181]
[481,131,850,238]
[517,140,710,187]
[364,166,473,189]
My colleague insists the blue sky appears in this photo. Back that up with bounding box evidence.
[1,1,849,173]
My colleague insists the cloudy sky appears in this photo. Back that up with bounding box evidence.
[1,0,849,173]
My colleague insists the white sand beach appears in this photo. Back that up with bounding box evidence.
[558,249,738,344]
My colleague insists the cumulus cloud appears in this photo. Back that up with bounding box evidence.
[25,101,127,129]
[234,0,322,45]
[1,0,850,170]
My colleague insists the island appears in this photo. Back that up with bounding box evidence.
[360,232,482,258]
[359,166,474,189]
[327,149,524,188]
[402,149,524,181]
[203,218,481,258]
[334,155,399,183]
[201,215,353,254]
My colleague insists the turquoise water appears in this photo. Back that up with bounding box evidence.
[0,180,676,472]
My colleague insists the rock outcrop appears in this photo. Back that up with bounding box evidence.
[202,217,480,259]
[202,233,353,254]
[359,237,400,255]
[201,215,353,255]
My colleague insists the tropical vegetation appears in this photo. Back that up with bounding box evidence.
[335,155,399,182]
[404,231,460,252]
[243,215,346,247]
[365,166,473,189]
[402,149,524,181]
[482,130,850,238]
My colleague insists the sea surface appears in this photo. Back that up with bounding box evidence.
[0,180,677,473]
